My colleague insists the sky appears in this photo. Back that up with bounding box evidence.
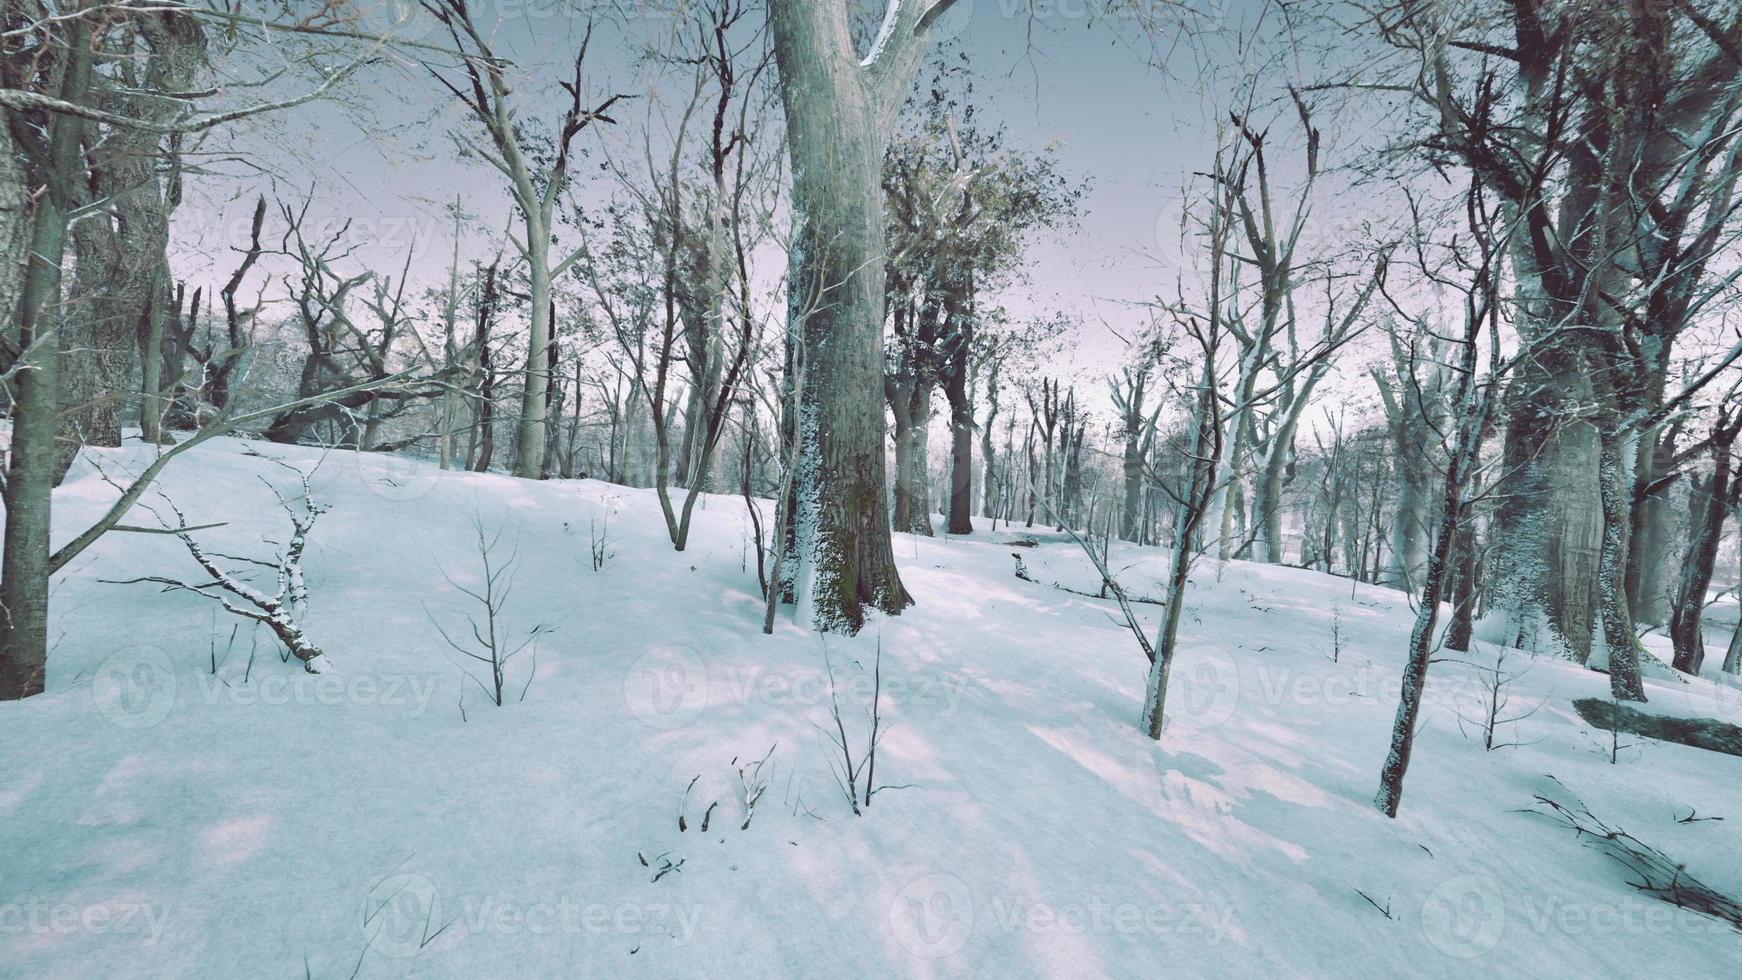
[178,0,1389,414]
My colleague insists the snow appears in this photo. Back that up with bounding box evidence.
[859,0,904,69]
[2,436,1740,977]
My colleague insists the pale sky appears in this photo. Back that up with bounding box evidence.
[177,0,1391,417]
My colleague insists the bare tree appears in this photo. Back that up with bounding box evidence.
[427,514,550,707]
[422,2,628,479]
[1375,174,1507,818]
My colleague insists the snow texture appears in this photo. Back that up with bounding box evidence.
[1,437,1739,977]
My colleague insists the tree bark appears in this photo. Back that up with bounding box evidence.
[56,11,204,477]
[1627,428,1680,627]
[1483,344,1604,662]
[1669,435,1738,675]
[1595,422,1647,701]
[944,325,974,535]
[0,21,92,700]
[979,365,1001,521]
[767,0,942,632]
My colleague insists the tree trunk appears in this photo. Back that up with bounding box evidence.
[1375,317,1491,817]
[1483,349,1604,661]
[0,24,91,700]
[1627,431,1680,627]
[55,11,203,476]
[1723,612,1742,675]
[945,338,974,535]
[1120,429,1145,543]
[472,263,499,474]
[1379,459,1427,591]
[514,230,552,478]
[137,275,170,443]
[0,102,25,345]
[1444,457,1481,653]
[889,384,934,536]
[1670,444,1735,675]
[1596,424,1647,701]
[768,0,932,632]
[1252,420,1300,564]
[1142,359,1220,740]
[980,371,1001,521]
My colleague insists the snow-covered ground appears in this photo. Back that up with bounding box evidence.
[2,437,1740,978]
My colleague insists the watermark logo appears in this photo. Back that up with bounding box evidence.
[0,898,170,947]
[1421,874,1505,959]
[1167,657,1240,735]
[92,646,177,729]
[624,644,709,729]
[987,898,1232,940]
[191,671,440,717]
[890,873,975,959]
[364,872,442,959]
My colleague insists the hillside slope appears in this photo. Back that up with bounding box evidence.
[2,437,1739,978]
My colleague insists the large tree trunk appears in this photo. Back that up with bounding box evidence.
[1627,428,1680,627]
[56,226,134,478]
[1120,430,1145,542]
[1573,698,1742,757]
[768,0,936,632]
[1482,343,1604,661]
[1379,457,1428,590]
[0,105,25,338]
[54,11,204,478]
[1252,410,1308,565]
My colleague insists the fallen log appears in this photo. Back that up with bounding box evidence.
[1572,698,1742,758]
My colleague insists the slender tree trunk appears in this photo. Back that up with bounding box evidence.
[137,275,169,443]
[472,264,499,474]
[1142,359,1220,740]
[438,215,462,470]
[1723,609,1742,675]
[945,346,974,535]
[0,23,91,700]
[1596,422,1647,701]
[515,228,553,478]
[1375,291,1492,816]
[1444,454,1482,652]
[980,366,1001,521]
[1374,453,1468,816]
[1670,443,1736,675]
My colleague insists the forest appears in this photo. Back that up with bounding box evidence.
[3,1,1742,977]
